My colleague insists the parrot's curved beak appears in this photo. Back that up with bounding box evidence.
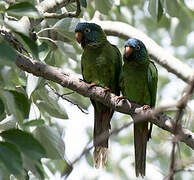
[125,46,133,58]
[75,32,83,43]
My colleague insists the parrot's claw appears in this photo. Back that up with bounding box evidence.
[142,105,150,110]
[93,147,108,168]
[116,96,126,104]
[89,83,96,89]
[104,87,110,92]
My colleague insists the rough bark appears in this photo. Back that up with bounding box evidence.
[15,51,194,150]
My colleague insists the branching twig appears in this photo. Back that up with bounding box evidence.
[45,82,88,114]
[36,0,73,14]
[175,168,194,173]
[43,0,81,19]
[14,51,194,150]
[70,104,177,168]
[167,78,194,180]
[0,29,32,58]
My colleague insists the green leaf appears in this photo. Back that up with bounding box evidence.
[6,2,42,19]
[23,156,45,180]
[53,18,80,41]
[0,116,17,131]
[0,1,6,13]
[44,159,72,177]
[0,163,10,180]
[94,0,113,15]
[0,97,5,117]
[15,0,35,4]
[8,90,30,119]
[34,126,65,159]
[23,119,45,127]
[0,90,23,123]
[65,3,77,12]
[37,100,68,119]
[0,129,46,160]
[80,0,87,8]
[172,21,190,46]
[164,0,182,18]
[5,17,30,37]
[32,87,68,119]
[85,152,93,167]
[148,0,163,22]
[26,73,40,98]
[0,142,22,175]
[17,33,39,59]
[55,41,77,60]
[38,42,51,61]
[0,40,16,64]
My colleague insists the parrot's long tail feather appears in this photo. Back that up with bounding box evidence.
[93,147,108,168]
[93,102,113,168]
[134,121,148,177]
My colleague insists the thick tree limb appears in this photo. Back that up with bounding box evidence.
[92,20,194,84]
[15,51,194,150]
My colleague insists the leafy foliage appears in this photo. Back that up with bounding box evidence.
[0,0,193,179]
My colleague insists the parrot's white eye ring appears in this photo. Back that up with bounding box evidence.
[135,45,140,50]
[84,28,91,33]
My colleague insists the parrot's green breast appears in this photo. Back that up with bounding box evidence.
[81,42,121,93]
[120,62,151,106]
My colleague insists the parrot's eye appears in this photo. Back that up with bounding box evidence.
[84,28,91,33]
[135,45,140,50]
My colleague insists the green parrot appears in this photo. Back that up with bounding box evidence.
[75,22,122,168]
[119,38,158,177]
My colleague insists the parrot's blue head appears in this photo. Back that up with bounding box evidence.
[123,38,148,65]
[75,22,107,48]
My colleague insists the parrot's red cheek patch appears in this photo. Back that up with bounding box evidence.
[75,32,83,43]
[125,46,133,57]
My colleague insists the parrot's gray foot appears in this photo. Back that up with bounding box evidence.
[142,104,150,110]
[88,82,96,89]
[104,87,110,92]
[116,96,127,104]
[93,147,108,168]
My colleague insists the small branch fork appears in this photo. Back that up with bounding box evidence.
[167,79,194,180]
[43,0,81,19]
[0,29,31,58]
[45,82,88,114]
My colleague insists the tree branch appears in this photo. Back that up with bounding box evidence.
[45,82,88,114]
[43,0,81,19]
[168,78,194,180]
[15,51,194,150]
[36,0,73,14]
[92,20,194,84]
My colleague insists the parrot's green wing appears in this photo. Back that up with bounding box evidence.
[111,44,122,95]
[147,60,158,139]
[148,61,158,107]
